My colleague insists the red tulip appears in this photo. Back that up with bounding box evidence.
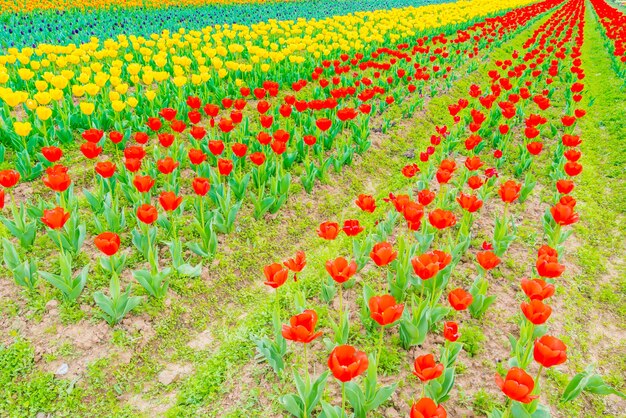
[556,179,574,194]
[284,251,306,281]
[0,169,20,188]
[316,118,332,131]
[189,126,206,140]
[41,146,62,162]
[536,245,565,278]
[428,209,456,230]
[109,131,124,144]
[80,142,102,159]
[520,278,555,300]
[146,117,162,132]
[232,143,248,158]
[499,180,521,203]
[43,165,71,192]
[217,159,233,176]
[477,250,500,270]
[263,263,289,288]
[417,189,436,206]
[326,257,357,283]
[192,177,210,196]
[495,367,538,404]
[159,191,182,212]
[41,207,70,230]
[94,232,120,256]
[318,221,340,240]
[521,299,552,324]
[158,133,175,147]
[133,175,155,193]
[413,354,444,381]
[534,335,567,367]
[412,252,441,280]
[82,128,104,143]
[136,204,158,225]
[465,156,484,171]
[342,219,363,236]
[250,152,266,166]
[448,288,473,311]
[550,202,579,226]
[159,107,177,121]
[443,321,459,342]
[0,189,4,210]
[355,194,376,213]
[369,294,403,326]
[410,397,447,418]
[328,345,368,382]
[208,140,225,156]
[95,161,116,179]
[157,157,179,174]
[188,149,207,165]
[124,145,146,160]
[282,309,322,343]
[457,193,483,212]
[370,242,397,267]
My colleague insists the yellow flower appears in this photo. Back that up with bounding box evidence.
[80,101,95,116]
[14,121,32,137]
[173,76,187,87]
[35,80,49,92]
[25,99,38,110]
[36,106,52,121]
[34,91,52,106]
[18,68,34,81]
[111,100,126,112]
[72,85,85,97]
[126,97,138,108]
[50,75,69,90]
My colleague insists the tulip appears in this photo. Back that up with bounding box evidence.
[534,335,567,368]
[521,278,555,301]
[94,232,121,256]
[342,219,363,236]
[355,194,376,213]
[263,263,289,289]
[370,242,397,267]
[499,180,521,203]
[457,193,483,212]
[412,252,441,280]
[136,204,158,225]
[283,251,306,281]
[282,309,322,344]
[159,191,183,212]
[369,294,403,327]
[328,345,368,382]
[448,288,473,310]
[413,354,444,382]
[0,169,20,188]
[536,245,565,278]
[495,367,538,404]
[317,221,340,240]
[192,177,210,197]
[443,321,459,342]
[133,175,155,193]
[95,161,116,179]
[410,397,447,418]
[41,146,63,163]
[157,157,179,175]
[521,299,552,324]
[326,257,357,284]
[41,207,70,230]
[476,250,500,270]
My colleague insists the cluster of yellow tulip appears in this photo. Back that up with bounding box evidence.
[0,0,538,144]
[1,0,302,13]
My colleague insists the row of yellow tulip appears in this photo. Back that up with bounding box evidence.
[0,0,539,139]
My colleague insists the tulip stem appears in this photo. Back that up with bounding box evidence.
[303,343,309,418]
[338,284,344,326]
[535,365,544,388]
[376,326,385,367]
[341,382,346,414]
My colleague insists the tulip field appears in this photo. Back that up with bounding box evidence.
[1,0,625,416]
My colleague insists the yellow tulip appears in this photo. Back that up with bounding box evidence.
[126,97,139,108]
[36,106,52,121]
[145,89,156,101]
[111,100,126,112]
[14,121,32,137]
[34,91,52,106]
[25,99,38,110]
[80,101,95,116]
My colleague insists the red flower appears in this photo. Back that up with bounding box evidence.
[190,126,206,140]
[0,189,4,209]
[499,180,521,203]
[417,189,436,206]
[328,345,369,382]
[41,146,62,162]
[465,156,484,171]
[476,250,500,270]
[250,152,266,166]
[209,140,225,156]
[218,118,235,133]
[342,219,363,236]
[412,252,441,280]
[192,177,210,196]
[159,191,182,212]
[562,134,582,147]
[41,206,70,230]
[521,299,552,324]
[355,194,376,212]
[448,288,473,311]
[556,179,574,194]
[402,163,420,178]
[303,135,317,146]
[94,232,120,256]
[534,335,567,367]
[158,133,175,147]
[536,245,565,278]
[203,104,219,117]
[0,170,20,188]
[133,175,154,193]
[495,367,538,404]
[264,263,289,288]
[428,209,456,230]
[232,143,248,158]
[188,148,207,165]
[457,193,483,212]
[326,257,357,283]
[368,294,403,326]
[82,128,104,143]
[550,202,579,226]
[186,96,202,109]
[282,309,322,343]
[124,145,146,161]
[520,278,555,300]
[413,354,444,382]
[109,131,124,144]
[157,157,179,174]
[283,250,306,281]
[467,175,484,190]
[370,242,397,266]
[318,221,340,240]
[147,117,162,132]
[159,107,177,121]
[271,140,286,155]
[410,398,447,418]
[188,110,202,124]
[316,118,332,132]
[217,159,233,176]
[564,161,583,177]
[527,142,543,155]
[443,321,459,342]
[136,204,158,224]
[95,161,116,179]
[43,165,72,192]
[80,142,102,159]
